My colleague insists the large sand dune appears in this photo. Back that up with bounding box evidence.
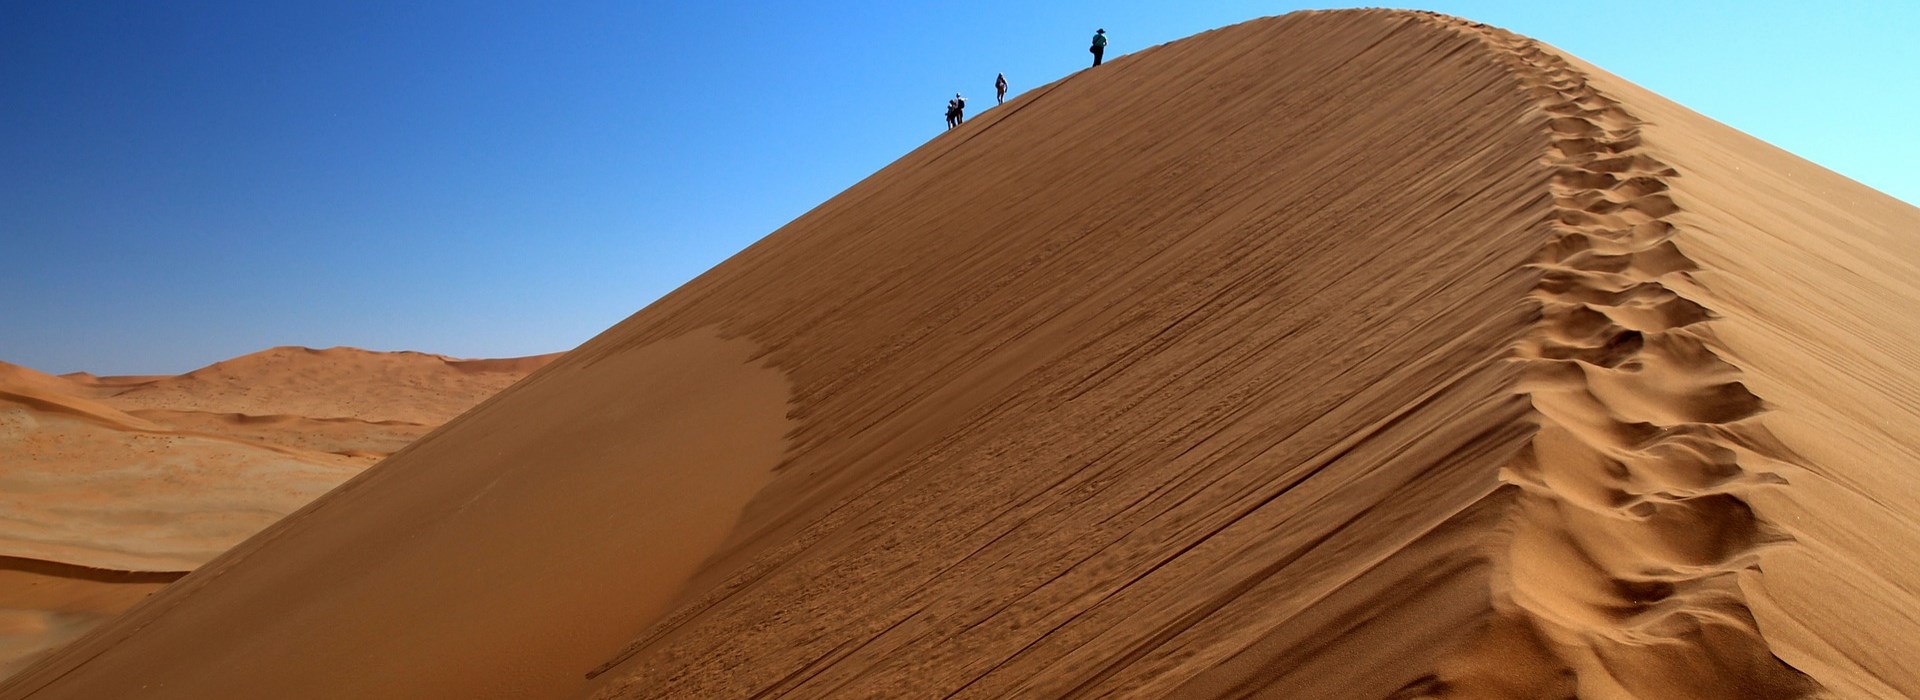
[0,349,553,678]
[5,9,1918,698]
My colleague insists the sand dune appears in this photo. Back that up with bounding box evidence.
[0,350,553,678]
[99,346,560,424]
[6,9,1918,699]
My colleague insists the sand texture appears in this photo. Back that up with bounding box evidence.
[5,9,1918,699]
[0,349,552,678]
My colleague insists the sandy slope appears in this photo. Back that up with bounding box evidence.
[6,9,1918,699]
[1548,43,1920,700]
[9,333,789,699]
[0,350,552,679]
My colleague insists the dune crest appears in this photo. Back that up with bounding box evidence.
[1412,15,1810,698]
[6,9,1919,699]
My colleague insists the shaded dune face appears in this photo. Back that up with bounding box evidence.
[1407,16,1812,698]
[8,8,1920,700]
[1552,35,1920,700]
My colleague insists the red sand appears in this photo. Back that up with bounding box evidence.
[0,349,553,678]
[6,9,1918,699]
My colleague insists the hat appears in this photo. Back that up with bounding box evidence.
[1097,28,1105,33]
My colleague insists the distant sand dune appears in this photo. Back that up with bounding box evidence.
[6,9,1919,699]
[0,349,553,679]
[13,330,788,699]
[98,346,561,424]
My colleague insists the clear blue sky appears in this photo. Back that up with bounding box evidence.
[3,1,1913,374]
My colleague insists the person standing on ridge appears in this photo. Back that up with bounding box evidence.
[1090,28,1107,66]
[995,73,1009,104]
[947,93,967,129]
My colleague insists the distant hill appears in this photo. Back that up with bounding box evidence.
[91,345,559,424]
[0,348,556,678]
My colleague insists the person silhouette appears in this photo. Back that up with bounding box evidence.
[1090,28,1107,66]
[946,93,967,129]
[995,73,1008,104]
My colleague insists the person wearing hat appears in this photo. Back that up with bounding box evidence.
[1090,28,1108,66]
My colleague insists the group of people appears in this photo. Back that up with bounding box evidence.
[944,72,1007,130]
[944,29,1109,130]
[944,92,969,130]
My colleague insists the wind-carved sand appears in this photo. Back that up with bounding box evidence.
[5,9,1919,699]
[0,348,554,679]
[1412,15,1812,697]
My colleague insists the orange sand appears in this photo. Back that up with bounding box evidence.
[5,9,1918,699]
[0,349,552,678]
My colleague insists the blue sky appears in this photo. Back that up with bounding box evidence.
[3,1,1913,374]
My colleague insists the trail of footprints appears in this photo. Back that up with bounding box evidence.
[1416,14,1815,697]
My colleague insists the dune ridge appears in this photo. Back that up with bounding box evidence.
[5,9,1918,699]
[0,364,161,432]
[0,557,185,585]
[1407,14,1812,698]
[4,11,1562,697]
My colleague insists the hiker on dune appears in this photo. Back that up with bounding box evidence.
[947,93,967,129]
